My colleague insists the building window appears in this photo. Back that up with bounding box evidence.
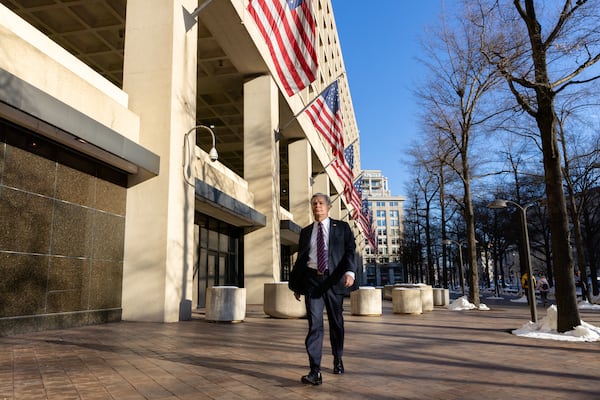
[194,213,243,308]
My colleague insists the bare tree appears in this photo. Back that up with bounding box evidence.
[557,98,600,301]
[478,0,600,331]
[409,143,442,286]
[417,9,503,306]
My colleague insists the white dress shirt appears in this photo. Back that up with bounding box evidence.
[308,218,329,271]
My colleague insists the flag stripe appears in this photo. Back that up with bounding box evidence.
[248,0,317,96]
[306,102,344,152]
[305,82,345,156]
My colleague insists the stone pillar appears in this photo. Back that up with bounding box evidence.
[312,173,329,197]
[121,0,197,322]
[288,139,312,228]
[244,75,280,304]
[330,191,342,220]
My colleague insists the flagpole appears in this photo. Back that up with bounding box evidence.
[276,72,345,135]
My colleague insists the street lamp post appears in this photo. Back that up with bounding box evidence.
[443,239,465,296]
[488,199,537,323]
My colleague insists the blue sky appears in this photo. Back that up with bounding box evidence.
[331,1,443,196]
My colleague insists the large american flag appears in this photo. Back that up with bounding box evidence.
[247,0,318,96]
[305,81,345,157]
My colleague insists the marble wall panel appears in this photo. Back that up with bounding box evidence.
[0,142,4,181]
[0,187,53,254]
[0,253,48,317]
[95,179,126,215]
[0,131,128,331]
[55,163,96,208]
[92,211,125,261]
[46,257,91,313]
[89,260,123,310]
[3,145,56,196]
[51,201,94,258]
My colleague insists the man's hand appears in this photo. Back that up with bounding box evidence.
[344,274,355,288]
[294,292,302,301]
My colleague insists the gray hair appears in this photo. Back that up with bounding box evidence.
[311,192,331,206]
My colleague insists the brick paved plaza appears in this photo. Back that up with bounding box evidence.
[1,296,598,400]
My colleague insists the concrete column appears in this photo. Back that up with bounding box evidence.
[121,0,197,322]
[330,193,342,220]
[312,173,329,197]
[244,75,280,304]
[288,139,312,228]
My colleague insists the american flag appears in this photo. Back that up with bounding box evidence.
[247,0,318,96]
[350,176,371,238]
[347,176,362,218]
[353,173,362,196]
[344,144,354,171]
[305,81,345,157]
[332,156,353,190]
[363,200,377,254]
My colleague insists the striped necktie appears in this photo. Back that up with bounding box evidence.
[317,222,327,273]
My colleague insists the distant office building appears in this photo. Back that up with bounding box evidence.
[0,0,366,335]
[360,170,405,285]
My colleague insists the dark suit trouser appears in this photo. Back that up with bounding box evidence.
[304,273,344,372]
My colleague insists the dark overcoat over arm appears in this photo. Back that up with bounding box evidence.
[288,219,356,295]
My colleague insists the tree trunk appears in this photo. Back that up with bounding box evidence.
[568,193,590,302]
[582,206,599,296]
[440,168,448,288]
[425,202,435,285]
[536,94,580,331]
[521,0,580,332]
[463,169,480,306]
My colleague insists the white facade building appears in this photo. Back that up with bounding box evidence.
[360,170,405,285]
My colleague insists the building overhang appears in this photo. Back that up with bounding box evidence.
[280,219,301,246]
[0,68,159,186]
[194,179,266,232]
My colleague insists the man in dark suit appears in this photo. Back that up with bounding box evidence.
[289,192,356,386]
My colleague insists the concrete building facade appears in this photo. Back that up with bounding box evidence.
[0,0,364,335]
[360,170,406,286]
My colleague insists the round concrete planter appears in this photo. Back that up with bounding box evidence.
[432,288,450,306]
[396,284,433,312]
[392,287,422,314]
[263,282,306,318]
[350,287,382,316]
[206,286,246,322]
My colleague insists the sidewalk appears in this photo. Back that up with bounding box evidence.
[1,295,598,400]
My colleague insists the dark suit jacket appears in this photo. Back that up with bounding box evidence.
[289,218,356,296]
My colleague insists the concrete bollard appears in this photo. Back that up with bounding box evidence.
[396,284,433,312]
[419,285,434,312]
[350,287,382,316]
[384,284,402,300]
[432,288,450,306]
[263,282,306,318]
[206,286,246,322]
[392,287,422,314]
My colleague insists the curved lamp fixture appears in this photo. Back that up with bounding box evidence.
[186,124,218,162]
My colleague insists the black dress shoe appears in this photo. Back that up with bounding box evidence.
[333,359,344,374]
[301,371,322,385]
